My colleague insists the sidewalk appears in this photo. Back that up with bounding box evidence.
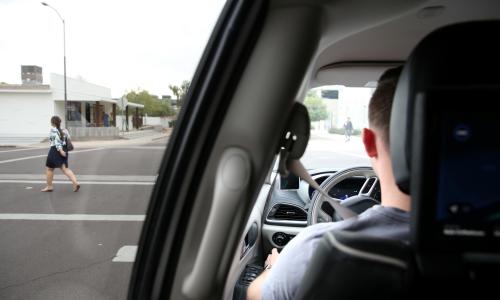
[310,130,361,142]
[73,130,172,148]
[73,128,172,148]
[1,128,172,148]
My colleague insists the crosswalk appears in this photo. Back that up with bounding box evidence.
[0,146,162,271]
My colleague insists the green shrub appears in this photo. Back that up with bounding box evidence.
[328,127,344,135]
[328,127,361,136]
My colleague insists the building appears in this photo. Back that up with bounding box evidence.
[313,85,374,131]
[0,68,144,144]
[21,65,43,85]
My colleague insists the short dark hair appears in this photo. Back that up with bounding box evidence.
[368,66,403,145]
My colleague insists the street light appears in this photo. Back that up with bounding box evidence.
[41,2,68,126]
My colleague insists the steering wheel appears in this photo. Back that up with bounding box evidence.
[308,166,379,225]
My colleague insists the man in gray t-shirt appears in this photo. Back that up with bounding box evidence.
[247,66,409,300]
[261,205,408,299]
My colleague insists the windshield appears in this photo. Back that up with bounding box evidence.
[302,85,372,170]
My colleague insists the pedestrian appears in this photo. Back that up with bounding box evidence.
[103,112,109,127]
[344,117,353,141]
[41,116,80,192]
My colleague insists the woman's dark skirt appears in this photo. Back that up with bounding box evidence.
[45,146,68,168]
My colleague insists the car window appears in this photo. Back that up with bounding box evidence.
[0,0,224,299]
[302,85,372,170]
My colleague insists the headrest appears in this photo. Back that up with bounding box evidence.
[277,102,310,176]
[390,21,500,194]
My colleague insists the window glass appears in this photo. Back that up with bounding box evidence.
[0,0,225,298]
[302,86,372,170]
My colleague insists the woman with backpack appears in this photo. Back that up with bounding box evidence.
[41,116,80,192]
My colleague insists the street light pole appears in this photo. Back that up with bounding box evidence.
[41,2,68,127]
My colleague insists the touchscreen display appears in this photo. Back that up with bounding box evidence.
[436,111,500,238]
[280,173,300,190]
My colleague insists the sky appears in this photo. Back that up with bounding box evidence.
[0,0,226,97]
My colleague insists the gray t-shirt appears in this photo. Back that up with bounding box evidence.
[261,205,409,300]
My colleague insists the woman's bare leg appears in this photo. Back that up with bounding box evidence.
[61,165,80,191]
[42,168,54,191]
[61,165,77,185]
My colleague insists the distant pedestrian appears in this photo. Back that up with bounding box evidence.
[41,116,80,192]
[103,112,110,127]
[344,117,353,141]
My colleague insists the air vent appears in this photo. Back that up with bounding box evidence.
[268,204,307,221]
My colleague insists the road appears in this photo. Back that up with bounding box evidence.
[0,138,167,300]
[0,133,368,299]
[302,133,370,170]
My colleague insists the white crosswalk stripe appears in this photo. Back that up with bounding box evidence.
[113,246,138,262]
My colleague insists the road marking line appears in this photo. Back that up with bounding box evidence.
[104,146,166,150]
[112,245,138,262]
[0,174,157,182]
[0,214,145,221]
[0,147,105,165]
[0,180,155,185]
[0,147,45,153]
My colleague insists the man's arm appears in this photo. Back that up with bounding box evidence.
[247,248,279,300]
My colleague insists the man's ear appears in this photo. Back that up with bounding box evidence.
[362,128,378,158]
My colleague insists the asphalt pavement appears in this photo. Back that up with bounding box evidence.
[302,132,370,170]
[0,137,167,300]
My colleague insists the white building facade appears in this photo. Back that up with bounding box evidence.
[0,86,53,140]
[0,73,143,144]
[312,85,374,132]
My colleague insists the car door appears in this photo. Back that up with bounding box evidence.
[127,0,322,299]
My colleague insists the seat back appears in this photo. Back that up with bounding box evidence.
[295,230,412,300]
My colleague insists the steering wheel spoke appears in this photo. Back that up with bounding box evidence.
[358,176,378,197]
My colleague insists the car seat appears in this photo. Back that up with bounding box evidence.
[295,21,500,300]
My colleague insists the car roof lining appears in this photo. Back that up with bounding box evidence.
[269,0,500,88]
[315,61,404,88]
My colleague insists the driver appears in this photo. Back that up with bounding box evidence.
[247,66,410,300]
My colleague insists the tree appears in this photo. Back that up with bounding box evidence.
[169,80,191,107]
[180,80,190,100]
[125,89,175,117]
[168,85,180,102]
[304,93,328,122]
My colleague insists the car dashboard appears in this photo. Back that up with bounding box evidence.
[262,170,381,251]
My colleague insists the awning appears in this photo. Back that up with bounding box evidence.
[127,102,144,108]
[54,98,118,104]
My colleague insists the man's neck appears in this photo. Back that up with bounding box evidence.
[380,183,411,211]
[378,171,411,211]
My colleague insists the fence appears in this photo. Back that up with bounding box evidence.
[68,127,120,139]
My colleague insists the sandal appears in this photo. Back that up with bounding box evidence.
[41,186,53,192]
[73,184,80,192]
